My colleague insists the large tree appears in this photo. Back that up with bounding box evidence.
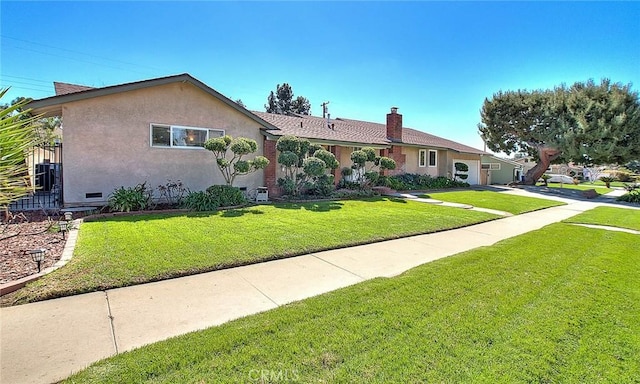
[479,79,640,184]
[265,83,311,115]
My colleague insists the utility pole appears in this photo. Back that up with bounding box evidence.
[321,101,330,119]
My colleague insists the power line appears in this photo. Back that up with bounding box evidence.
[1,35,165,73]
[5,44,156,77]
[0,79,51,90]
[1,74,51,84]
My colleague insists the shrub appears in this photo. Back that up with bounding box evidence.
[306,174,335,197]
[375,174,468,191]
[183,185,246,211]
[599,176,616,188]
[108,182,153,212]
[182,191,220,211]
[332,188,377,199]
[206,185,246,207]
[157,179,187,207]
[276,136,339,197]
[614,171,635,182]
[617,189,640,204]
[454,162,469,181]
[540,174,552,186]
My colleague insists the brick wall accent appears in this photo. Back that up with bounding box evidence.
[386,107,403,142]
[263,138,280,196]
[330,145,343,184]
[382,145,406,176]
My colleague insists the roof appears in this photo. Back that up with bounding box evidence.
[255,112,485,154]
[482,155,524,167]
[28,74,278,130]
[53,82,95,95]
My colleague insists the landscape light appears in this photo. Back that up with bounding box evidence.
[29,249,46,273]
[59,221,68,239]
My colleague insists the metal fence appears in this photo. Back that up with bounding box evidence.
[9,143,63,211]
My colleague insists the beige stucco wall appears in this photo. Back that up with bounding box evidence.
[61,82,266,206]
[402,147,441,177]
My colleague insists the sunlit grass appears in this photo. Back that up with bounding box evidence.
[538,183,613,194]
[420,190,564,214]
[564,206,640,231]
[11,198,497,304]
[65,209,640,383]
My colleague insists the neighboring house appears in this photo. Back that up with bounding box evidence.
[480,155,524,185]
[28,73,486,207]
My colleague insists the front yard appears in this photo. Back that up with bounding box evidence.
[539,182,614,195]
[9,198,502,304]
[420,190,565,214]
[63,206,640,383]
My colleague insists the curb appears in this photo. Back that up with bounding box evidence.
[0,219,81,296]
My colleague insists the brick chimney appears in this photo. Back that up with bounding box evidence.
[386,107,403,142]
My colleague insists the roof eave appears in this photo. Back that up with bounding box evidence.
[27,73,279,130]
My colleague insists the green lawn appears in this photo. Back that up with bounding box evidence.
[419,190,565,214]
[564,206,640,231]
[64,208,640,383]
[11,198,498,304]
[588,180,632,188]
[539,183,614,194]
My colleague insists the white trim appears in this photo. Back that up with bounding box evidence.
[150,123,225,149]
[418,149,427,167]
[428,149,437,167]
[481,163,501,170]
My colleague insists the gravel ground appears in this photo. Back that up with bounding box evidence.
[1,213,66,284]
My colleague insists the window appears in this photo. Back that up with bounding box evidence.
[150,124,224,148]
[419,149,427,167]
[482,163,501,170]
[428,150,437,167]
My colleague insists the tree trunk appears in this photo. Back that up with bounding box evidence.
[523,147,562,185]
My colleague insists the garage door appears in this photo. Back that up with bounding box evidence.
[452,159,480,185]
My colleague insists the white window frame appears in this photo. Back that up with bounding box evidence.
[428,150,437,167]
[418,149,427,167]
[150,124,225,149]
[482,163,501,170]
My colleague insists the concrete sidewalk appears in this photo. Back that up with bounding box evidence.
[0,195,630,384]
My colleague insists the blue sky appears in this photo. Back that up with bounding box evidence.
[2,1,639,151]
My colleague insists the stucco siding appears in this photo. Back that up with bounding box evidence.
[61,82,265,206]
[402,147,439,177]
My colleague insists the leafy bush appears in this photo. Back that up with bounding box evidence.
[617,189,640,204]
[206,185,247,207]
[614,171,635,182]
[332,188,377,199]
[375,174,468,191]
[182,191,220,211]
[108,182,153,212]
[183,185,246,211]
[454,162,469,181]
[276,136,339,197]
[306,174,335,197]
[336,179,364,190]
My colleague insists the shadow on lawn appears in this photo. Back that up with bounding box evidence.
[275,201,344,212]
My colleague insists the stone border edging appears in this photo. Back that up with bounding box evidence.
[0,219,82,296]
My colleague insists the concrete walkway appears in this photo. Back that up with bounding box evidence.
[0,191,637,384]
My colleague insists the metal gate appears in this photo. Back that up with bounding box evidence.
[9,143,63,211]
